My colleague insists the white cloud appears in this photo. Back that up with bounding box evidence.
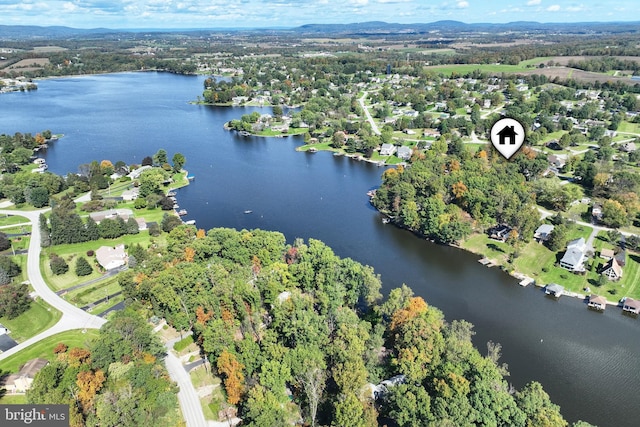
[457,1,469,8]
[546,4,560,11]
[526,0,541,5]
[566,4,585,12]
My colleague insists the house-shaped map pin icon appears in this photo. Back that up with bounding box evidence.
[490,118,525,159]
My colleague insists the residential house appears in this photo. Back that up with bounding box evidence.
[600,248,615,260]
[545,283,564,298]
[0,323,9,335]
[622,298,640,315]
[397,146,412,161]
[127,165,152,180]
[620,141,637,152]
[559,237,586,272]
[601,258,623,281]
[121,188,139,201]
[380,144,397,156]
[89,209,133,224]
[0,358,49,393]
[96,244,127,270]
[591,204,603,222]
[615,250,626,267]
[135,217,147,231]
[547,155,566,170]
[534,224,554,242]
[588,295,607,311]
[488,224,512,242]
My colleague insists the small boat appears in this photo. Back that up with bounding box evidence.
[187,175,195,181]
[167,191,176,197]
[177,209,187,216]
[308,147,318,153]
[173,204,179,209]
[239,131,251,137]
[244,210,253,214]
[184,219,196,225]
[333,152,343,156]
[382,218,391,224]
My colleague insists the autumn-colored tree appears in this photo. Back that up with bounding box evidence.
[134,272,148,284]
[390,297,428,331]
[142,352,156,364]
[449,159,461,172]
[53,342,68,354]
[35,133,46,145]
[251,255,261,276]
[76,369,105,411]
[217,350,245,405]
[184,247,195,262]
[196,228,206,239]
[100,159,113,170]
[221,307,235,326]
[452,181,468,199]
[68,347,91,367]
[196,306,213,326]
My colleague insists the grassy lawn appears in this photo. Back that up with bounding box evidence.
[173,335,195,353]
[0,214,31,227]
[256,127,308,137]
[0,395,27,404]
[90,294,124,317]
[464,142,487,153]
[41,232,154,291]
[64,276,121,306]
[617,121,640,134]
[460,233,512,265]
[0,299,61,343]
[0,329,100,373]
[297,141,334,152]
[189,365,223,421]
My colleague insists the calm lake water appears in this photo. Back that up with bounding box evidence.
[2,72,639,427]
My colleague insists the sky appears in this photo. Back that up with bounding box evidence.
[1,0,639,30]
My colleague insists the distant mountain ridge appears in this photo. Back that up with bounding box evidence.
[1,20,639,40]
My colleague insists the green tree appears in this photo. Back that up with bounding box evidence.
[49,255,69,275]
[161,213,183,233]
[75,256,93,277]
[0,283,31,318]
[153,149,168,165]
[172,153,186,173]
[546,224,568,252]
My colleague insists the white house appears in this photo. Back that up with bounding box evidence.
[122,188,139,201]
[96,245,127,270]
[0,323,9,335]
[380,143,396,156]
[559,238,586,271]
[534,224,554,242]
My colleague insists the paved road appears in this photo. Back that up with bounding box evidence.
[0,206,208,427]
[165,335,208,427]
[0,209,106,362]
[358,91,381,136]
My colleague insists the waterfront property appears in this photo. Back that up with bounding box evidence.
[560,238,586,272]
[588,295,607,311]
[545,283,565,298]
[488,224,512,242]
[534,224,554,243]
[601,258,623,281]
[622,298,640,315]
[89,208,133,224]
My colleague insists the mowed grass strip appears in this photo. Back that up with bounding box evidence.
[0,299,62,342]
[0,329,100,373]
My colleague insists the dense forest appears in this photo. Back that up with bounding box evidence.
[117,225,591,426]
[27,308,182,427]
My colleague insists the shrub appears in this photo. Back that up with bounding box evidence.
[49,255,69,275]
[86,250,94,257]
[75,256,93,277]
[53,343,68,354]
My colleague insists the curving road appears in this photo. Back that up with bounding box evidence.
[0,208,207,427]
[359,91,381,136]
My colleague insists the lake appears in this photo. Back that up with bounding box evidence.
[1,72,639,427]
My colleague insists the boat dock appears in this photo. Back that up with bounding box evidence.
[478,257,496,267]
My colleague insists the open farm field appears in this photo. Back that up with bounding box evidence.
[516,66,635,84]
[2,58,49,72]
